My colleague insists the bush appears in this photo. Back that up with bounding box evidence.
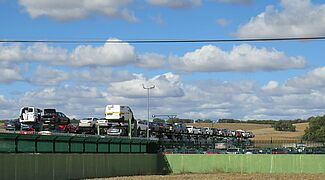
[272,120,296,132]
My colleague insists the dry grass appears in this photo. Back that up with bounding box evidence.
[187,122,309,141]
[252,123,308,141]
[93,172,325,180]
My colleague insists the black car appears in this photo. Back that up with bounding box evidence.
[42,109,70,125]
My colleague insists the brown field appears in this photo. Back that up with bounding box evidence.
[187,122,309,141]
[252,123,308,141]
[94,172,325,180]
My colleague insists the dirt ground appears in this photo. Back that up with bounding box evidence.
[93,172,325,180]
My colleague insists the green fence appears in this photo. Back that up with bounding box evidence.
[0,153,166,180]
[0,133,158,153]
[165,154,325,174]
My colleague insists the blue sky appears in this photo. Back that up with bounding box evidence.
[1,0,325,120]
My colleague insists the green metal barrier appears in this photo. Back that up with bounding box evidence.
[0,133,157,154]
[37,135,56,153]
[70,136,84,153]
[0,153,164,180]
[17,134,38,153]
[165,154,325,174]
[0,133,18,153]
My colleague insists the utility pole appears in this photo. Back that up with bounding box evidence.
[142,84,155,139]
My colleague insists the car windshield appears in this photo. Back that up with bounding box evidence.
[44,109,56,114]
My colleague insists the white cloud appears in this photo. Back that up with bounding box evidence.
[19,0,137,22]
[0,64,23,82]
[75,67,134,84]
[146,0,201,8]
[136,53,166,69]
[236,0,325,38]
[262,80,279,91]
[19,85,106,118]
[108,72,184,98]
[0,39,136,67]
[0,44,23,61]
[169,44,306,72]
[3,68,325,120]
[70,39,136,66]
[28,66,70,85]
[27,66,134,86]
[285,67,325,89]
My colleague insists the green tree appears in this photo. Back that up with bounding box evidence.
[272,120,296,132]
[153,118,165,123]
[303,115,325,142]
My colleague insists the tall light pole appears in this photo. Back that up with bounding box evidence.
[142,84,155,139]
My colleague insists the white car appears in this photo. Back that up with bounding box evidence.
[96,118,109,127]
[137,120,148,131]
[186,126,194,134]
[79,117,98,128]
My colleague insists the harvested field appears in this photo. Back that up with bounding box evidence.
[94,172,325,180]
[252,123,308,141]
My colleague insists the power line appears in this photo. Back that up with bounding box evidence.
[0,36,325,44]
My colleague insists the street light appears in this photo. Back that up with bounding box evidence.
[142,84,155,139]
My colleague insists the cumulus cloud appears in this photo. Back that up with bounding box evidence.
[146,0,201,8]
[19,0,137,22]
[169,44,306,72]
[75,67,134,84]
[28,66,70,85]
[0,63,23,83]
[108,72,184,98]
[136,53,166,69]
[236,0,325,38]
[19,85,107,117]
[3,68,325,120]
[285,67,325,89]
[0,39,136,67]
[27,66,134,86]
[70,39,136,66]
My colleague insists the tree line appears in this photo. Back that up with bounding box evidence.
[303,115,325,142]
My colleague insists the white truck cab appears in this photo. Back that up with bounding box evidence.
[19,107,42,123]
[105,105,133,122]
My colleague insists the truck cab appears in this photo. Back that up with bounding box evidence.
[19,107,42,123]
[105,105,134,123]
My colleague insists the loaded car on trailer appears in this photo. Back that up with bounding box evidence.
[105,105,137,137]
[19,107,42,123]
[42,109,70,132]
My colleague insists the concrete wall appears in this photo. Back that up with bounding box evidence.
[165,154,325,174]
[0,154,164,180]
